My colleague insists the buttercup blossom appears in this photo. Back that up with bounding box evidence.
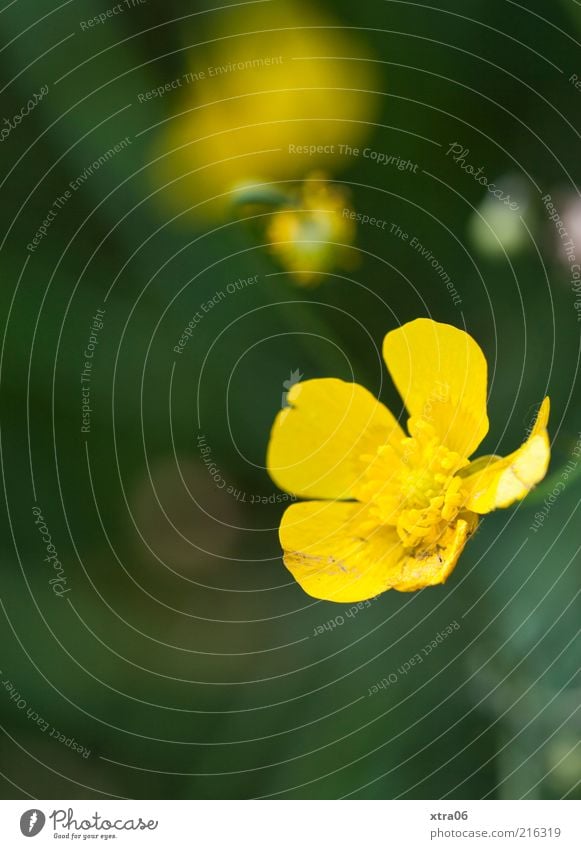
[151,0,378,222]
[267,319,550,602]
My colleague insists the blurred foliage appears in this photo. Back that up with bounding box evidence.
[0,0,580,799]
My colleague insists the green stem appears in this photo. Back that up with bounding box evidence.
[231,185,291,209]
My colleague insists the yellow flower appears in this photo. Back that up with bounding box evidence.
[265,174,357,284]
[150,0,379,222]
[267,318,550,602]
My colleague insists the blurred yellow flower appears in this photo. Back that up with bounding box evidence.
[265,174,357,284]
[150,0,379,221]
[267,318,550,602]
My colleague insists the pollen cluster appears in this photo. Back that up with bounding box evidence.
[359,417,470,552]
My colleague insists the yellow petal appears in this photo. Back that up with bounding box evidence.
[383,318,489,459]
[461,397,550,513]
[279,501,476,601]
[267,379,405,500]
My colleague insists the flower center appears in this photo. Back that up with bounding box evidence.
[358,417,469,551]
